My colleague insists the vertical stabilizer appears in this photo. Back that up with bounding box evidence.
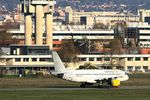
[52,51,66,72]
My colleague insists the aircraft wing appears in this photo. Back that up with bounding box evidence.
[86,80,97,83]
[87,76,118,83]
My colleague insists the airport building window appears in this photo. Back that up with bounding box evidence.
[135,57,141,61]
[135,66,141,71]
[104,58,110,61]
[80,58,86,61]
[53,44,61,47]
[143,66,148,69]
[127,57,133,61]
[97,57,102,61]
[143,66,149,72]
[39,58,52,62]
[29,49,49,55]
[89,58,94,61]
[40,58,45,62]
[143,57,148,61]
[127,66,133,70]
[23,58,29,62]
[47,58,52,62]
[50,67,55,71]
[15,58,21,62]
[32,58,37,62]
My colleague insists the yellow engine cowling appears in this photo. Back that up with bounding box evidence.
[112,79,120,87]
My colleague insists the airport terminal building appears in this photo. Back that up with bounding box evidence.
[1,0,150,76]
[1,42,150,75]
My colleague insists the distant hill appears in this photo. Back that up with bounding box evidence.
[0,0,19,11]
[0,0,150,14]
[56,0,150,13]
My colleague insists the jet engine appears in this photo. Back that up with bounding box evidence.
[108,78,120,87]
[111,79,120,87]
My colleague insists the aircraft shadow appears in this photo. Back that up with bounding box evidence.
[44,85,113,89]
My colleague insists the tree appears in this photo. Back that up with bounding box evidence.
[0,24,19,77]
[0,29,10,56]
[110,38,123,54]
[79,62,98,69]
[1,20,20,29]
[0,29,12,45]
[58,39,80,62]
[102,38,124,69]
[93,23,109,29]
[0,48,2,55]
[0,28,18,56]
[113,22,127,46]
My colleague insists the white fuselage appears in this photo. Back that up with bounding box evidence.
[52,69,129,83]
[51,51,129,85]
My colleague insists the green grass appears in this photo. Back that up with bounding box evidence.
[0,75,79,88]
[0,74,149,100]
[0,73,149,88]
[122,73,150,86]
[0,89,150,100]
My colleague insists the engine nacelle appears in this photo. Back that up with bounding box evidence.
[111,79,120,87]
[107,79,120,87]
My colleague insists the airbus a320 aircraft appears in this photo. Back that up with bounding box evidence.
[51,52,129,88]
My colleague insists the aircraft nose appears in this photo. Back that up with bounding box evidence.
[124,75,129,81]
[117,75,129,81]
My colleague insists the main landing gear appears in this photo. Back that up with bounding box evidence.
[98,81,103,88]
[80,82,94,88]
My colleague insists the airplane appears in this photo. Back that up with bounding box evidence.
[51,51,129,88]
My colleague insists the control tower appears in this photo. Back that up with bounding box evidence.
[21,0,56,49]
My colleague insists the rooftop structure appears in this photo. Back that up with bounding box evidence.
[127,22,150,49]
[9,24,114,50]
[138,9,150,23]
[65,6,139,26]
[21,0,56,49]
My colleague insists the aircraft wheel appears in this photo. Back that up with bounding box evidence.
[98,85,103,88]
[113,86,119,88]
[80,83,85,88]
[98,81,103,88]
